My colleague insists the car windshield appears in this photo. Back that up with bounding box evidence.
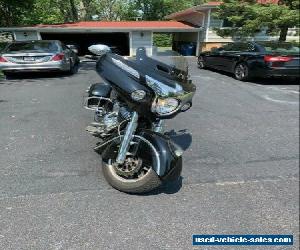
[6,41,59,53]
[258,42,300,55]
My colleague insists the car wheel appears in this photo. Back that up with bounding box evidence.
[68,60,78,75]
[198,56,206,69]
[234,63,250,81]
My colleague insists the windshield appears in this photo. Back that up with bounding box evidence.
[6,41,59,53]
[257,42,300,55]
[151,46,188,72]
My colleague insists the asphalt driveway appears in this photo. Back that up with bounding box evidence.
[0,59,299,250]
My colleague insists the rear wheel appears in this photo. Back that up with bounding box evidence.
[234,63,250,81]
[101,136,162,194]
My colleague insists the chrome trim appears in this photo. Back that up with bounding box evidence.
[152,120,164,133]
[83,96,113,111]
[145,75,183,97]
[133,135,161,174]
[116,111,138,164]
[112,58,140,79]
[151,91,195,116]
[98,134,161,175]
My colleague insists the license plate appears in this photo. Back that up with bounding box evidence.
[23,57,35,61]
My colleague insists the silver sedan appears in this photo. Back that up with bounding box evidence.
[0,40,79,76]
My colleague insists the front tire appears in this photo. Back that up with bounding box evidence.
[101,137,162,194]
[102,164,162,194]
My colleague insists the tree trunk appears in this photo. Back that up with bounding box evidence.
[69,0,78,22]
[279,26,288,41]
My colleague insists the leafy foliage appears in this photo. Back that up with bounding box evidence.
[153,33,172,47]
[0,0,35,26]
[214,0,300,41]
[0,0,208,26]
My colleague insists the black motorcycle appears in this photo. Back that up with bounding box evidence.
[84,46,196,194]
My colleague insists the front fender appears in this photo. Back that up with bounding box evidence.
[137,130,182,179]
[100,130,183,181]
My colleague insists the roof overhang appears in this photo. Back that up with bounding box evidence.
[0,21,201,33]
[166,2,222,20]
[0,27,201,33]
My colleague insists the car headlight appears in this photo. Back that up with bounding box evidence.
[152,97,180,115]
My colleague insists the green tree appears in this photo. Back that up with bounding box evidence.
[0,0,34,26]
[0,0,209,25]
[128,0,199,21]
[214,0,300,41]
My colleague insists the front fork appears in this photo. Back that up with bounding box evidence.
[116,112,164,164]
[116,112,138,164]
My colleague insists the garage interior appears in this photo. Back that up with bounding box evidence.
[153,32,199,56]
[40,32,130,56]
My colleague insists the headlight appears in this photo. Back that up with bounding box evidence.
[152,97,180,115]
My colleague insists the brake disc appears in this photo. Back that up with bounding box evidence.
[114,156,143,178]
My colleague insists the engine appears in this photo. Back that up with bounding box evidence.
[86,100,132,137]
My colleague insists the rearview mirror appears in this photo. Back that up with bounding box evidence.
[88,44,111,56]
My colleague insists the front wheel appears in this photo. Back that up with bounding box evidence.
[101,137,162,194]
[102,163,162,194]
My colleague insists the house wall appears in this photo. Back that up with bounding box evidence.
[13,31,41,41]
[130,31,153,56]
[198,8,299,52]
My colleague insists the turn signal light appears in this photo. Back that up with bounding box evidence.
[264,55,292,62]
[51,53,64,61]
[0,56,7,62]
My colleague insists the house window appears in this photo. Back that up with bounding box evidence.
[209,17,233,28]
[210,18,223,28]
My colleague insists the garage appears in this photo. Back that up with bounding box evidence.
[1,21,201,57]
[40,32,130,56]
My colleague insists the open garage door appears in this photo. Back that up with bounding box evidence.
[40,32,130,56]
[173,32,199,56]
[153,32,199,56]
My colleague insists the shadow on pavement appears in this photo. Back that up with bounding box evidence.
[165,129,193,151]
[0,61,96,82]
[200,68,299,85]
[250,77,299,85]
[145,177,183,196]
